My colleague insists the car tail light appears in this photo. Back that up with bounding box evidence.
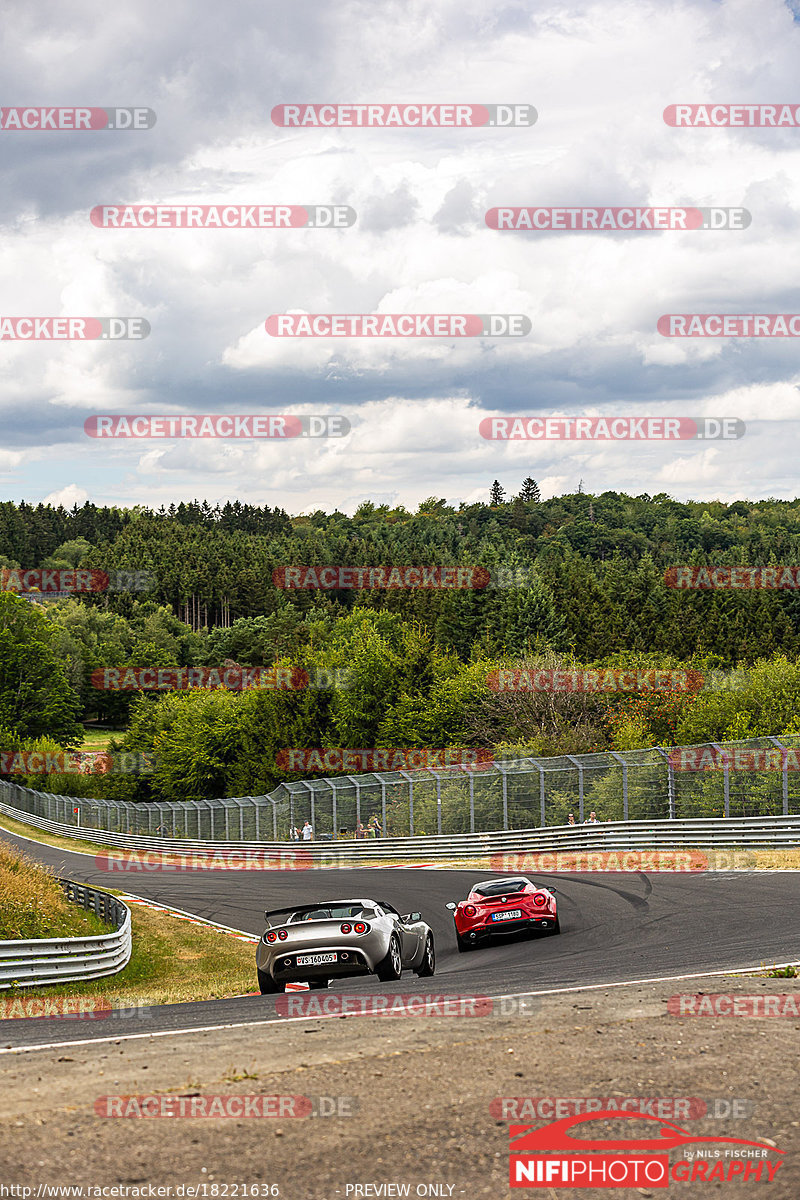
[340,922,352,934]
[463,904,477,917]
[278,930,288,940]
[266,931,277,942]
[533,894,547,906]
[353,922,368,934]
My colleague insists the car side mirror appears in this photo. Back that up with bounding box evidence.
[445,902,456,911]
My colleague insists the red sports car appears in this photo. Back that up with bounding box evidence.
[446,876,559,951]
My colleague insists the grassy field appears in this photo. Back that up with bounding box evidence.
[0,839,110,940]
[79,726,123,751]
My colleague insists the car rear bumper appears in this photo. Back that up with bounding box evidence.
[272,949,373,981]
[458,914,557,941]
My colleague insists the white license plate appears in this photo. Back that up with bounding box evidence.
[296,952,338,966]
[491,909,522,921]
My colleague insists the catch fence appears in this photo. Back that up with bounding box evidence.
[2,736,800,842]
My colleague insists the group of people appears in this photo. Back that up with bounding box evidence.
[567,810,599,825]
[288,815,383,841]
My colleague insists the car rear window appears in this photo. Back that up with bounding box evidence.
[287,904,369,922]
[473,879,529,897]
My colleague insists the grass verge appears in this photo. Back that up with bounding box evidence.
[0,839,109,940]
[0,899,258,1010]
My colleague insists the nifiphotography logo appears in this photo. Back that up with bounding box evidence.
[508,1112,784,1188]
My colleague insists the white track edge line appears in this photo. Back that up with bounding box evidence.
[3,960,800,1055]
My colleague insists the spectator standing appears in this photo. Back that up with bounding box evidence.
[302,819,313,841]
[369,815,382,838]
[585,811,598,824]
[567,812,576,826]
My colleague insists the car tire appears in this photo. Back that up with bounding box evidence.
[376,934,402,981]
[550,915,561,935]
[257,968,285,994]
[308,978,329,990]
[415,933,436,977]
[456,931,473,953]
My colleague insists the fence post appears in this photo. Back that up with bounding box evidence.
[537,763,545,828]
[501,767,508,831]
[711,743,730,818]
[565,756,584,822]
[609,751,628,821]
[436,772,442,836]
[654,747,676,818]
[767,736,789,816]
[381,780,387,838]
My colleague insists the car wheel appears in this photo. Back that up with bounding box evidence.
[257,968,285,994]
[376,934,402,981]
[308,978,329,990]
[456,931,472,953]
[550,915,561,935]
[415,933,435,977]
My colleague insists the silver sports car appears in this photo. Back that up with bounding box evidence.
[256,898,436,993]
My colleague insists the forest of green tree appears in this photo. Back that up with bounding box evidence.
[3,486,800,804]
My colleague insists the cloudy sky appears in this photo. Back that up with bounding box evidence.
[2,0,800,515]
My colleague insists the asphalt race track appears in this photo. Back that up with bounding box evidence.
[3,826,800,1051]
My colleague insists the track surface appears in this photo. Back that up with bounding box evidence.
[3,827,800,1050]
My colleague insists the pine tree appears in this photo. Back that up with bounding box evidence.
[489,480,505,506]
[520,477,541,503]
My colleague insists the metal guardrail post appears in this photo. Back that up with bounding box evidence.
[767,736,789,816]
[608,751,628,821]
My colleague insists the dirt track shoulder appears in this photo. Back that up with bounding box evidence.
[0,972,798,1198]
